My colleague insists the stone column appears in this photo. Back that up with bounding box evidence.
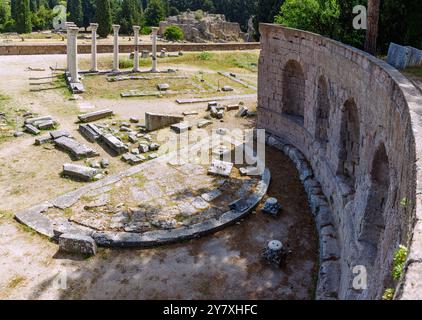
[90,23,99,72]
[151,27,159,73]
[65,22,75,72]
[112,24,120,73]
[132,25,140,72]
[69,27,80,84]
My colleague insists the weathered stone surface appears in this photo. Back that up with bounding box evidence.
[54,136,98,160]
[226,104,240,111]
[157,83,170,91]
[25,115,53,125]
[170,122,191,133]
[24,124,40,135]
[79,123,102,142]
[62,163,99,181]
[34,135,52,145]
[235,106,248,117]
[222,85,234,92]
[59,233,97,255]
[37,120,56,130]
[78,109,113,123]
[197,119,212,128]
[99,133,128,155]
[208,160,233,177]
[145,112,184,131]
[50,130,71,140]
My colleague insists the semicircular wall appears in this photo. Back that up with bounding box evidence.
[257,23,422,300]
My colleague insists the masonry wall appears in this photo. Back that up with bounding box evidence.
[0,42,260,55]
[258,24,422,299]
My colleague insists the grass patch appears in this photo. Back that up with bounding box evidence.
[7,275,26,289]
[0,210,14,222]
[403,66,422,80]
[382,288,395,300]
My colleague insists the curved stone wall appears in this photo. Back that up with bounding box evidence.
[257,24,422,300]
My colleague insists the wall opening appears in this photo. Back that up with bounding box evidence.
[337,98,360,189]
[282,60,305,124]
[315,76,330,147]
[359,144,389,258]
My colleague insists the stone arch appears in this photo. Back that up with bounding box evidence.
[337,98,360,188]
[359,143,389,257]
[315,75,330,146]
[282,60,305,124]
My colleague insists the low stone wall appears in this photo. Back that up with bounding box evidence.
[257,24,422,300]
[0,42,260,56]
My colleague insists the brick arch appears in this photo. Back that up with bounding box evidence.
[282,60,305,124]
[315,75,330,146]
[337,98,360,189]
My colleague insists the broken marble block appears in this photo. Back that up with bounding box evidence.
[208,160,233,177]
[216,110,224,119]
[226,104,240,111]
[50,130,71,140]
[79,123,102,142]
[222,85,234,92]
[170,122,191,133]
[78,109,113,123]
[149,142,160,151]
[24,124,40,135]
[138,143,149,153]
[262,197,282,216]
[130,117,139,123]
[236,106,249,118]
[25,115,53,125]
[37,120,56,130]
[99,133,128,155]
[34,135,52,145]
[121,153,144,165]
[54,136,99,160]
[59,233,97,256]
[197,119,212,128]
[157,83,170,91]
[182,111,199,116]
[62,163,99,181]
[207,101,218,110]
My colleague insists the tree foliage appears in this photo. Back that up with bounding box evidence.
[95,0,111,37]
[16,0,32,33]
[67,0,83,26]
[163,25,183,41]
[145,0,165,26]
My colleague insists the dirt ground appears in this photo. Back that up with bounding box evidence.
[0,53,317,300]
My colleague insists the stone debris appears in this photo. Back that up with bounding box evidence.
[13,131,24,137]
[216,110,224,119]
[201,189,222,202]
[157,83,170,91]
[50,130,71,140]
[131,148,140,155]
[62,163,99,181]
[79,123,102,142]
[25,115,53,125]
[212,145,231,158]
[197,119,212,128]
[148,153,158,159]
[170,122,191,133]
[121,153,144,165]
[145,112,184,131]
[37,120,56,130]
[214,128,228,135]
[84,194,110,210]
[222,85,234,92]
[78,109,113,123]
[100,158,109,168]
[149,142,160,151]
[59,233,97,256]
[34,135,52,145]
[99,133,128,155]
[130,117,139,123]
[262,197,282,216]
[236,105,249,117]
[207,101,218,110]
[226,104,240,111]
[182,111,199,116]
[24,124,40,135]
[246,111,257,117]
[139,143,149,153]
[151,218,177,230]
[208,159,233,177]
[54,136,99,160]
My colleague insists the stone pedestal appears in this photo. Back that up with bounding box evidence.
[151,27,159,73]
[133,25,140,72]
[112,24,120,73]
[69,27,80,84]
[262,240,285,266]
[90,23,99,72]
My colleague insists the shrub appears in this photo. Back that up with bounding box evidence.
[382,288,395,300]
[197,51,212,61]
[119,58,133,69]
[194,9,204,20]
[163,25,183,42]
[140,26,152,35]
[392,245,408,280]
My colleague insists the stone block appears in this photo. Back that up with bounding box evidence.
[99,133,128,155]
[170,122,191,133]
[62,163,99,181]
[145,112,184,131]
[54,136,98,160]
[59,233,97,256]
[78,109,113,123]
[24,124,40,135]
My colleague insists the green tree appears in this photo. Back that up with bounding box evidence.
[82,0,95,30]
[16,0,32,33]
[95,0,112,37]
[163,25,183,40]
[119,0,140,34]
[67,0,83,26]
[0,0,9,26]
[10,0,17,21]
[274,0,340,37]
[145,0,165,26]
[31,4,54,30]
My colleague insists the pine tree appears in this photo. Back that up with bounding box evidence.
[16,0,32,33]
[10,0,17,21]
[145,0,165,26]
[82,0,95,30]
[119,0,140,34]
[67,0,83,26]
[95,0,112,37]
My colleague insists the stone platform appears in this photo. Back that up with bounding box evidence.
[15,137,269,249]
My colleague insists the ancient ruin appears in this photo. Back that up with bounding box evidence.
[159,12,247,43]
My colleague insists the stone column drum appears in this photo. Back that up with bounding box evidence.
[69,27,80,84]
[65,22,76,72]
[151,27,159,73]
[90,23,99,72]
[112,24,120,73]
[133,25,140,72]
